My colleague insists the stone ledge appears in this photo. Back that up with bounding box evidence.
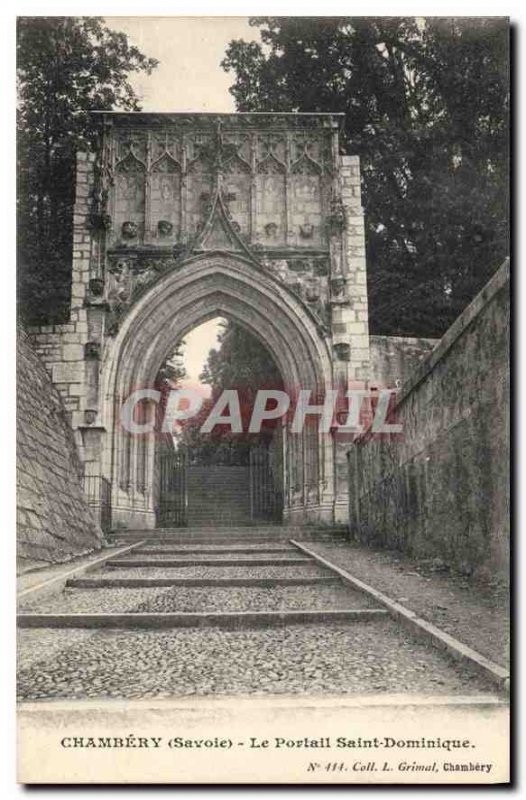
[292,541,509,692]
[397,258,509,407]
[353,258,510,448]
[17,608,388,629]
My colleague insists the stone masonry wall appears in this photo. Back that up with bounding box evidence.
[369,335,438,388]
[17,328,104,569]
[348,260,510,580]
[28,151,96,430]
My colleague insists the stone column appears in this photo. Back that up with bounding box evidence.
[341,155,370,382]
[330,155,370,523]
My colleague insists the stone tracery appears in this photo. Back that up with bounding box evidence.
[30,112,370,528]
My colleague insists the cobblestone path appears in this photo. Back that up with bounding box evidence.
[17,528,498,701]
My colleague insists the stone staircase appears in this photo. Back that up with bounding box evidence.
[106,524,349,545]
[17,525,505,705]
[18,529,383,630]
[186,466,253,527]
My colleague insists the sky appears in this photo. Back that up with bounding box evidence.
[178,319,225,396]
[105,18,257,383]
[105,17,256,112]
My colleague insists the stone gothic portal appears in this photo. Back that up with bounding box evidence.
[155,319,286,528]
[29,112,370,530]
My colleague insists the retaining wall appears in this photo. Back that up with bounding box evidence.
[369,335,438,388]
[17,328,104,570]
[348,260,510,580]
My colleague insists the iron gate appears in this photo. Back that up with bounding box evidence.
[84,474,112,533]
[249,445,283,521]
[158,448,188,527]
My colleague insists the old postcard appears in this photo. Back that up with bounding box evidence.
[16,15,510,785]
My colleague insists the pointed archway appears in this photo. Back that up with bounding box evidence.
[101,252,336,528]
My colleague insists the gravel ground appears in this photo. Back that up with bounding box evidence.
[18,586,173,615]
[17,621,494,701]
[17,584,372,614]
[132,585,374,612]
[17,629,95,671]
[306,542,510,668]
[102,564,327,579]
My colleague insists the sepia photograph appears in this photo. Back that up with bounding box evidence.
[14,13,510,785]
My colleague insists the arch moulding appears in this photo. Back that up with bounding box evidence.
[101,252,337,529]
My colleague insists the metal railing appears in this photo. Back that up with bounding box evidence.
[84,474,112,533]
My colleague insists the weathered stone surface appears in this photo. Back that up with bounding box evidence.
[17,328,104,569]
[25,112,373,528]
[369,335,438,387]
[348,261,510,580]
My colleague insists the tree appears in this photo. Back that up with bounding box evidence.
[177,320,283,464]
[17,17,158,324]
[222,17,509,336]
[156,343,187,391]
[199,320,282,393]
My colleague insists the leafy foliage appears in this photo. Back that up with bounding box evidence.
[177,320,283,464]
[199,319,282,392]
[222,17,509,336]
[156,343,187,391]
[17,17,158,324]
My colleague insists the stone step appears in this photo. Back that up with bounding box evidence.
[187,477,249,487]
[109,523,346,531]
[185,489,249,494]
[187,483,248,487]
[187,503,251,509]
[107,525,345,537]
[106,531,289,542]
[184,520,254,525]
[17,608,388,629]
[105,556,314,568]
[108,526,283,533]
[132,546,297,555]
[107,537,345,548]
[185,519,258,525]
[66,576,342,588]
[185,504,249,509]
[185,515,252,521]
[187,491,249,497]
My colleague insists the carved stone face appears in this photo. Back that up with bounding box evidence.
[288,278,303,297]
[334,342,351,361]
[305,278,321,303]
[84,341,101,360]
[109,259,129,277]
[330,274,346,295]
[89,277,105,297]
[121,220,138,239]
[313,258,329,276]
[327,200,347,235]
[288,259,308,273]
[157,219,173,237]
[269,260,288,282]
[299,223,314,239]
[264,222,278,238]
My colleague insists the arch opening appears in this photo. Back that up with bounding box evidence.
[102,253,336,529]
[154,315,286,527]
